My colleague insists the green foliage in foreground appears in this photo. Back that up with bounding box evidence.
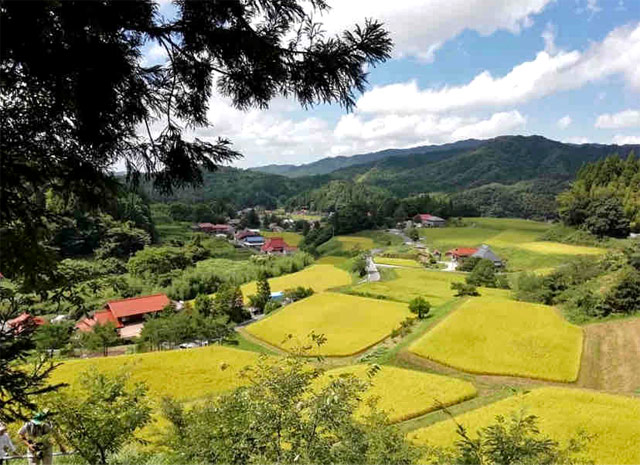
[161,353,420,465]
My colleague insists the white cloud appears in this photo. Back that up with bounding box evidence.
[595,109,640,128]
[542,23,557,54]
[557,115,572,129]
[612,134,640,144]
[320,0,552,61]
[356,23,640,115]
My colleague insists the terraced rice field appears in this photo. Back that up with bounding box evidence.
[260,231,303,246]
[349,268,509,306]
[241,264,351,298]
[50,346,261,401]
[409,387,640,464]
[374,257,423,268]
[245,292,412,356]
[513,241,606,255]
[335,235,376,250]
[409,297,583,381]
[321,365,477,423]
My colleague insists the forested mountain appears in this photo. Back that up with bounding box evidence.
[251,139,484,177]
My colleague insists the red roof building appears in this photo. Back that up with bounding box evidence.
[445,247,478,259]
[261,237,297,254]
[7,313,47,333]
[236,229,261,241]
[75,294,171,337]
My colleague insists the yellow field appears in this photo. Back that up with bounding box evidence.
[409,297,583,381]
[241,264,351,298]
[336,235,375,250]
[321,365,477,423]
[291,213,323,222]
[50,346,261,401]
[349,268,509,306]
[315,255,349,265]
[245,292,412,356]
[261,230,303,246]
[409,387,640,464]
[514,241,606,255]
[375,257,422,268]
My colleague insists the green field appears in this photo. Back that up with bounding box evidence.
[409,297,583,381]
[50,346,261,401]
[155,221,194,243]
[348,268,509,306]
[419,218,607,270]
[245,292,412,356]
[409,387,640,464]
[321,365,477,423]
[261,230,304,246]
[374,257,422,268]
[240,264,351,298]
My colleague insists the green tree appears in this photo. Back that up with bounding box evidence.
[249,273,272,312]
[213,285,248,323]
[48,370,152,465]
[95,223,151,259]
[406,227,420,242]
[451,282,480,297]
[409,297,431,319]
[602,270,640,315]
[428,409,590,465]
[583,197,630,238]
[194,293,214,318]
[466,259,498,288]
[126,246,190,279]
[351,254,368,277]
[33,322,74,354]
[79,322,119,356]
[161,349,420,464]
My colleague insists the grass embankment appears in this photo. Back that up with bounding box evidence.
[245,292,412,356]
[347,268,509,306]
[409,387,640,465]
[50,345,261,401]
[240,264,351,299]
[409,297,583,382]
[321,365,477,423]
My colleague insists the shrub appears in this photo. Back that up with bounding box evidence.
[451,282,479,297]
[264,300,281,314]
[466,259,498,287]
[283,286,314,302]
[602,270,640,315]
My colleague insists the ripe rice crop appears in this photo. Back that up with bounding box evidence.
[409,297,583,381]
[409,387,640,464]
[321,365,477,423]
[50,346,261,401]
[244,292,411,356]
[241,264,351,298]
[335,235,375,250]
[349,268,509,306]
[514,241,606,255]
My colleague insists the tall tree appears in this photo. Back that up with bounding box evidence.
[0,0,392,289]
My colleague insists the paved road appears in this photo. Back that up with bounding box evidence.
[366,256,380,282]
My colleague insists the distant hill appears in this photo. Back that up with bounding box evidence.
[250,139,485,177]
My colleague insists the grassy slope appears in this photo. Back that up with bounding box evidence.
[409,297,583,382]
[409,387,640,465]
[245,292,412,356]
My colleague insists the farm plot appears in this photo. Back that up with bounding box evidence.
[320,365,477,423]
[374,257,422,268]
[348,268,509,306]
[244,292,412,356]
[241,264,351,298]
[513,241,606,256]
[409,297,583,381]
[261,230,303,246]
[409,387,640,465]
[50,346,261,401]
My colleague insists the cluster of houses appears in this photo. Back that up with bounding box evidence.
[193,223,297,255]
[445,244,503,267]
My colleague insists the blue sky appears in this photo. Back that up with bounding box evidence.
[152,0,640,167]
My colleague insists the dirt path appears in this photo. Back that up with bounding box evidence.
[577,317,640,393]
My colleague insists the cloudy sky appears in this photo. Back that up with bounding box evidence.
[150,0,640,168]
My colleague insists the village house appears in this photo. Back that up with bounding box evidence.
[414,214,446,228]
[261,237,297,255]
[193,223,235,237]
[445,247,478,262]
[4,313,47,334]
[76,293,171,338]
[472,244,503,267]
[235,229,265,248]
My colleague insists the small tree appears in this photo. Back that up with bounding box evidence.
[49,370,152,465]
[466,259,497,287]
[194,293,214,317]
[214,284,249,322]
[451,282,480,297]
[250,272,271,312]
[351,254,368,277]
[33,321,74,354]
[79,322,119,356]
[406,227,420,242]
[409,297,431,319]
[428,409,590,465]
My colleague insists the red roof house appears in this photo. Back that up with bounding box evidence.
[196,223,233,234]
[261,237,297,254]
[75,294,171,337]
[445,247,478,259]
[7,313,47,333]
[414,214,446,227]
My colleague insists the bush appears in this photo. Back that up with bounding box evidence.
[264,300,281,314]
[466,259,498,287]
[408,297,431,319]
[283,286,314,302]
[457,256,481,272]
[451,282,479,297]
[602,270,640,315]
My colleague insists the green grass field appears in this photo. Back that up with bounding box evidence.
[245,292,412,356]
[374,257,423,268]
[240,264,352,298]
[409,387,640,464]
[155,221,194,243]
[419,218,607,271]
[409,297,583,381]
[315,256,349,265]
[321,365,477,423]
[261,230,304,246]
[50,346,261,401]
[348,268,509,306]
